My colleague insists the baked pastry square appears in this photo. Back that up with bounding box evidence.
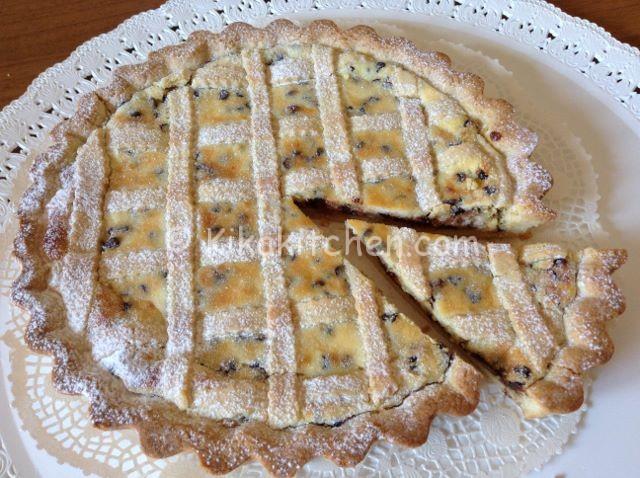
[348,219,626,418]
[11,20,490,476]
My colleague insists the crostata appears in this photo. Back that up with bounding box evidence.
[11,19,624,477]
[348,220,626,418]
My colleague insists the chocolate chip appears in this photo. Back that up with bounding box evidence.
[506,380,524,391]
[101,237,120,251]
[334,265,345,276]
[452,205,465,215]
[129,110,142,118]
[322,324,334,336]
[464,119,473,127]
[448,275,463,286]
[282,157,292,169]
[285,104,299,114]
[316,147,325,157]
[286,88,297,97]
[250,362,268,380]
[490,131,502,141]
[381,144,392,153]
[382,79,393,89]
[219,89,229,100]
[381,312,398,323]
[321,355,330,370]
[349,65,356,72]
[161,270,168,279]
[375,61,386,72]
[312,279,326,288]
[448,139,463,147]
[456,172,467,182]
[341,355,353,368]
[219,360,237,375]
[213,269,227,283]
[431,278,446,289]
[514,365,532,379]
[139,284,148,293]
[408,355,418,363]
[193,89,200,98]
[484,185,498,195]
[553,258,567,267]
[122,301,132,311]
[355,141,365,150]
[444,198,464,216]
[107,225,130,236]
[466,288,482,304]
[477,169,489,180]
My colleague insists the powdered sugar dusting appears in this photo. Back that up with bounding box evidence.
[198,121,250,146]
[388,227,430,303]
[344,261,397,404]
[105,187,165,213]
[278,115,321,138]
[190,370,268,421]
[283,228,331,256]
[360,156,408,183]
[312,44,360,203]
[283,167,330,196]
[199,237,258,266]
[191,63,247,90]
[198,178,254,203]
[488,243,557,375]
[294,296,357,329]
[243,48,299,427]
[161,87,197,409]
[201,306,266,341]
[350,112,401,132]
[56,130,108,332]
[270,57,313,86]
[397,97,441,212]
[100,249,166,280]
[427,236,489,272]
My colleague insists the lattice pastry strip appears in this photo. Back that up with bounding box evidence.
[161,87,197,409]
[349,219,626,418]
[53,130,109,333]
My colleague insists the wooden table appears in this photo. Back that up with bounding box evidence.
[1,0,639,109]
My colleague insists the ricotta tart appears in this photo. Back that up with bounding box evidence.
[348,219,626,418]
[8,20,503,476]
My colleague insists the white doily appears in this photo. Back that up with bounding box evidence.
[2,1,638,476]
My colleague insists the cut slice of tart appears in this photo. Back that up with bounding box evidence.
[348,219,626,418]
[12,20,494,476]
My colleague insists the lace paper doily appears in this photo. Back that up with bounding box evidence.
[2,1,635,476]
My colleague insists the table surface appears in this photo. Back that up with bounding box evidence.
[1,0,640,110]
